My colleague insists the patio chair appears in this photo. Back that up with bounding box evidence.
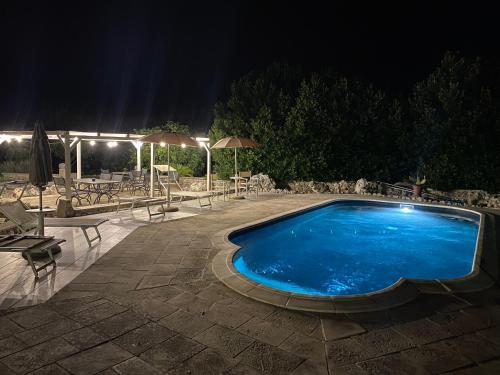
[0,200,108,247]
[104,174,124,202]
[100,173,112,180]
[129,171,147,195]
[235,171,258,196]
[53,176,91,206]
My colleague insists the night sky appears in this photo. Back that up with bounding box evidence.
[0,1,498,134]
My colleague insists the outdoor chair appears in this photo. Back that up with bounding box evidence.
[53,176,91,206]
[129,172,147,195]
[105,174,124,202]
[0,200,108,248]
[100,173,112,180]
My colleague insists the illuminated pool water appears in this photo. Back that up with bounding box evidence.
[231,201,480,296]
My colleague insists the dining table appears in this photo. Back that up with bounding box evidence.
[75,178,113,204]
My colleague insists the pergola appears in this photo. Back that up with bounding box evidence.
[0,130,211,202]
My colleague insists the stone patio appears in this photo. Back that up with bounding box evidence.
[0,194,499,374]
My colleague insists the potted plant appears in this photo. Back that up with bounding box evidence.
[409,174,426,197]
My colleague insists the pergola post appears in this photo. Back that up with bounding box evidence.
[202,143,211,191]
[76,140,82,179]
[63,132,72,201]
[150,143,154,197]
[132,141,142,171]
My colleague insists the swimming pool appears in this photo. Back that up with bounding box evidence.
[230,200,481,297]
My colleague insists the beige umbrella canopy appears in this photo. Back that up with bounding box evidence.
[211,136,258,196]
[140,132,198,210]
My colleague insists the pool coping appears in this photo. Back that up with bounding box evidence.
[211,196,494,313]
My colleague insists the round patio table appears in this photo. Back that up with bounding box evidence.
[75,178,113,204]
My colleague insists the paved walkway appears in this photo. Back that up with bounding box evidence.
[0,194,499,374]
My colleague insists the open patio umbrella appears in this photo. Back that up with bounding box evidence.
[29,122,53,236]
[140,132,198,211]
[211,136,258,197]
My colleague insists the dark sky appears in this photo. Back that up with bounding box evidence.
[0,1,498,134]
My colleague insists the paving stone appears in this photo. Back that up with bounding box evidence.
[237,317,294,346]
[159,309,214,338]
[321,316,366,341]
[139,335,205,372]
[291,359,329,375]
[29,363,71,374]
[237,340,304,374]
[48,296,105,316]
[136,275,173,290]
[401,341,473,374]
[2,337,78,374]
[194,324,254,357]
[196,282,240,302]
[70,301,128,325]
[130,298,178,320]
[224,363,261,375]
[179,257,207,268]
[155,253,183,264]
[204,302,252,329]
[90,310,149,339]
[58,342,133,375]
[170,268,205,284]
[354,328,414,358]
[345,310,392,331]
[357,352,428,374]
[15,318,83,346]
[0,362,15,375]
[113,322,175,355]
[442,333,500,363]
[429,311,490,335]
[0,316,25,339]
[266,309,320,336]
[329,364,368,374]
[392,317,454,345]
[0,336,26,358]
[279,333,326,364]
[166,292,213,314]
[112,357,162,375]
[227,297,276,319]
[478,325,500,345]
[326,337,372,368]
[168,348,237,375]
[63,327,107,350]
[6,305,63,329]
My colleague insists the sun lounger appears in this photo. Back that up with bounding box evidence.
[0,234,64,277]
[170,191,212,209]
[0,201,108,247]
[115,196,168,219]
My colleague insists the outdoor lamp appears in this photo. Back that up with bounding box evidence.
[89,140,96,146]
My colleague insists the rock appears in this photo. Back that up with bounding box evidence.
[56,198,75,218]
[355,178,367,194]
[188,181,205,192]
[251,174,276,192]
[450,189,490,206]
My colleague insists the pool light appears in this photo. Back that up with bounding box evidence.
[400,204,414,213]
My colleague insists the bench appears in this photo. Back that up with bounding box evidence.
[116,197,169,219]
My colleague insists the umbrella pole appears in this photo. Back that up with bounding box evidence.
[234,147,238,196]
[38,186,44,236]
[167,143,171,208]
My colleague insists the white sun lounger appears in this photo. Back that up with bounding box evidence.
[115,196,168,219]
[0,201,107,247]
[170,191,212,209]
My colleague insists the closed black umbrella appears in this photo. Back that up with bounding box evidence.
[29,122,53,235]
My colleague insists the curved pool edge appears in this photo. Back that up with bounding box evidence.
[211,197,494,313]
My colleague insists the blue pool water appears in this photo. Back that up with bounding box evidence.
[231,201,480,296]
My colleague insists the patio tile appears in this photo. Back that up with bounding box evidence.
[168,348,237,375]
[325,337,372,368]
[229,296,276,319]
[224,363,261,375]
[69,300,128,325]
[0,336,26,358]
[166,292,213,314]
[354,328,414,358]
[29,363,71,374]
[15,317,83,346]
[428,310,490,335]
[321,316,366,341]
[58,342,133,375]
[441,333,500,363]
[266,309,320,336]
[392,317,454,345]
[112,357,162,375]
[63,327,107,350]
[236,340,304,374]
[357,352,428,374]
[113,322,175,355]
[0,316,25,339]
[237,317,294,346]
[401,341,473,374]
[170,268,205,284]
[280,333,325,364]
[290,359,329,375]
[158,309,214,338]
[204,302,252,329]
[478,325,500,345]
[89,310,149,339]
[194,324,254,357]
[139,335,205,372]
[2,337,78,374]
[146,264,177,276]
[130,298,178,320]
[135,275,173,290]
[6,305,63,329]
